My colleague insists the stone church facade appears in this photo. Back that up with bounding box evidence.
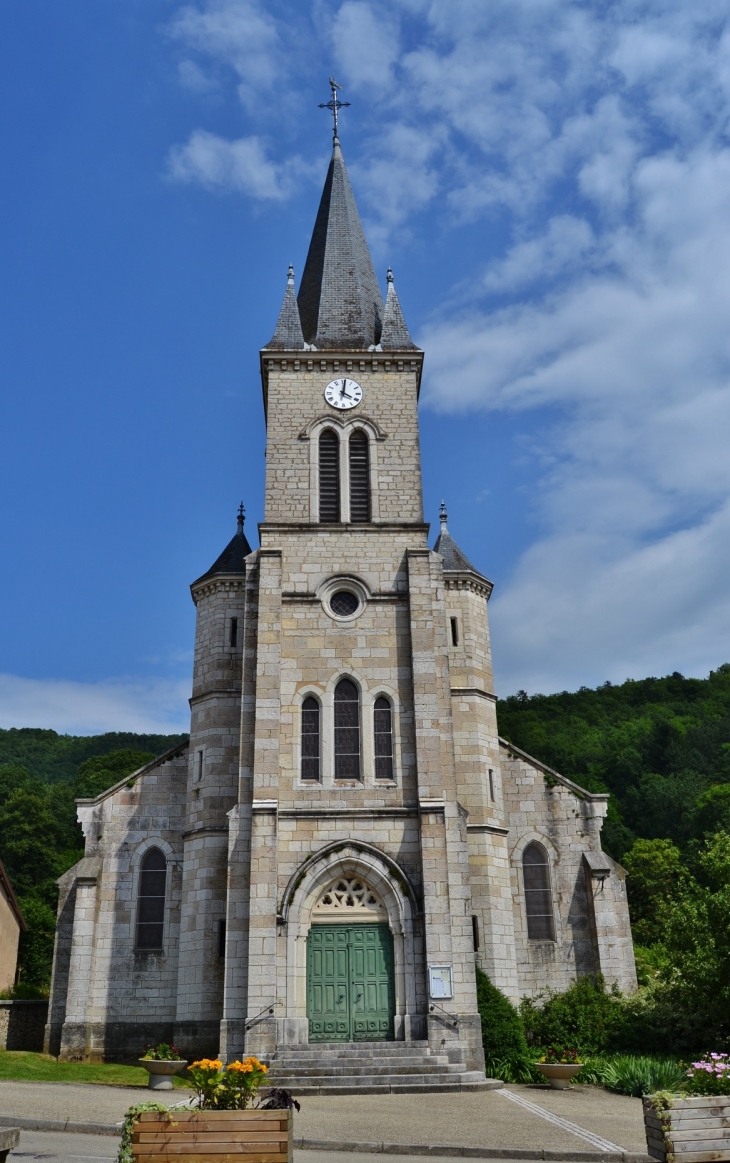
[46,128,636,1085]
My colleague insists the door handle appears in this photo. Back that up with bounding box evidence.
[337,994,345,1003]
[355,992,363,1003]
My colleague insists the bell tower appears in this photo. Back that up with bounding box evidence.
[220,89,486,1078]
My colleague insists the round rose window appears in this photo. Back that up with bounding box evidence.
[330,590,359,617]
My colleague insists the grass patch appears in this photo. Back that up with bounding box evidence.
[0,1050,190,1087]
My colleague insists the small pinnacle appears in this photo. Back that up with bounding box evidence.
[287,264,295,283]
[237,503,245,533]
[387,267,394,283]
[439,501,448,528]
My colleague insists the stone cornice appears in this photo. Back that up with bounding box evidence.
[450,687,498,702]
[443,570,494,600]
[190,574,247,605]
[259,521,430,535]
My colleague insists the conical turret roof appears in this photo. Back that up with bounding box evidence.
[380,268,417,350]
[265,265,305,350]
[297,137,384,350]
[433,503,489,581]
[192,505,253,587]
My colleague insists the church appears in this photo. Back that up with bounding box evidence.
[45,104,636,1090]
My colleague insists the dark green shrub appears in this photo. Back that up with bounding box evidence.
[475,966,534,1080]
[520,975,627,1056]
[599,1055,686,1097]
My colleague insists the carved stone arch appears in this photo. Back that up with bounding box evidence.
[279,841,420,1044]
[298,413,388,441]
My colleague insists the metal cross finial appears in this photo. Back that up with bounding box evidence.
[318,77,350,141]
[237,502,245,533]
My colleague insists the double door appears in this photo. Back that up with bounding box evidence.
[306,923,394,1042]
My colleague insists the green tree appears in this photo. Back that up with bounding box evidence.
[475,966,529,1072]
[74,749,154,798]
[621,838,688,946]
[691,784,730,838]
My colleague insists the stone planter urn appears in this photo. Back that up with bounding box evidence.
[131,1108,293,1163]
[138,1059,188,1090]
[643,1094,730,1162]
[535,1062,584,1089]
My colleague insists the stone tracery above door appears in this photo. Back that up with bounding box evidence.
[312,875,388,923]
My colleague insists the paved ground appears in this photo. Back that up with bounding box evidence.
[0,1080,649,1158]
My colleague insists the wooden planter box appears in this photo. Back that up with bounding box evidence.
[643,1095,730,1163]
[132,1109,293,1163]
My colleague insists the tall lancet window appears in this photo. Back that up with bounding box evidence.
[349,430,370,522]
[319,429,340,522]
[522,842,555,940]
[334,678,360,779]
[136,847,167,950]
[301,696,321,781]
[374,696,394,780]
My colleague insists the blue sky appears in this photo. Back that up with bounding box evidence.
[2,0,730,734]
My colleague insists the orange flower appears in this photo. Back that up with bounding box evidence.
[191,1058,223,1071]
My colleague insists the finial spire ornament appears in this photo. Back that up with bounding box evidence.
[237,503,245,534]
[287,264,295,283]
[439,501,448,529]
[318,77,350,142]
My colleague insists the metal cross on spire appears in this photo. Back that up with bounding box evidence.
[318,77,350,141]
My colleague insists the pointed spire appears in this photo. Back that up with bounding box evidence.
[433,502,482,574]
[380,268,417,351]
[265,264,305,350]
[297,139,384,349]
[192,504,253,587]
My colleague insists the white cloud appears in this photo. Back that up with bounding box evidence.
[0,675,190,736]
[178,59,219,94]
[167,0,280,109]
[167,130,308,199]
[330,2,400,89]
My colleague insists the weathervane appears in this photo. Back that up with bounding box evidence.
[318,77,350,140]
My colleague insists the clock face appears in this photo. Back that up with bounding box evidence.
[324,377,363,410]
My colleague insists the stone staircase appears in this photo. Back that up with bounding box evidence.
[264,1040,504,1095]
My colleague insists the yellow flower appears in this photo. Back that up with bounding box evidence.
[191,1059,223,1071]
[227,1061,254,1073]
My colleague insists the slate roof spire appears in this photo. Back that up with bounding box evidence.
[297,91,385,349]
[266,265,305,350]
[192,503,253,587]
[434,501,487,578]
[380,268,417,350]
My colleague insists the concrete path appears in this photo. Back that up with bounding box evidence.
[0,1129,629,1163]
[0,1080,650,1160]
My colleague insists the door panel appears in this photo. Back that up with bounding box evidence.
[307,923,394,1042]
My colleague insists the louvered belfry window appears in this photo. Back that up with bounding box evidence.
[136,847,167,950]
[319,429,340,522]
[374,696,394,779]
[301,696,321,781]
[349,429,370,522]
[522,842,555,940]
[334,678,361,779]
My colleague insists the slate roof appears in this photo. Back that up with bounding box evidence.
[433,503,487,577]
[381,269,418,351]
[192,505,252,587]
[266,265,305,350]
[297,137,385,350]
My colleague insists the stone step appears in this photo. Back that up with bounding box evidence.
[275,1041,431,1054]
[270,1054,451,1069]
[268,1062,464,1078]
[263,1073,500,1096]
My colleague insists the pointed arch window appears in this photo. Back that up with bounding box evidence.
[334,678,360,779]
[349,429,370,522]
[136,847,167,950]
[301,696,321,781]
[319,429,340,522]
[374,696,394,780]
[522,842,555,940]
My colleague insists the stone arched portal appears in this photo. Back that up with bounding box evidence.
[278,842,421,1044]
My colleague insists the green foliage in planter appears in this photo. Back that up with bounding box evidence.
[475,966,535,1081]
[598,1055,687,1097]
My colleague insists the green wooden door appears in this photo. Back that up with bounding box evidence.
[307,924,394,1042]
